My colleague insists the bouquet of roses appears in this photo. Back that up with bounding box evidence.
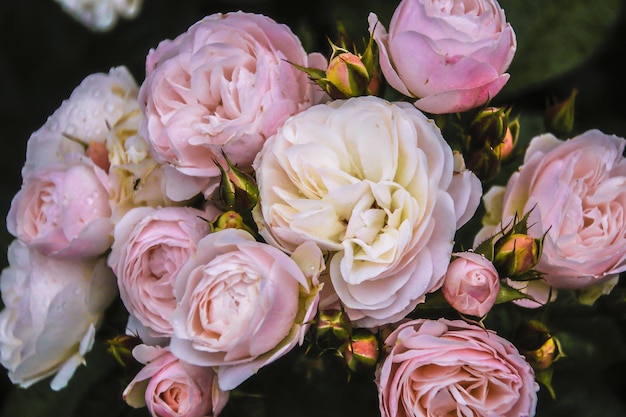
[1,0,625,416]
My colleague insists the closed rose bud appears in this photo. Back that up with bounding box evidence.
[325,52,370,99]
[316,309,351,347]
[516,320,560,371]
[467,146,501,182]
[442,252,500,317]
[469,107,509,151]
[494,233,540,277]
[214,151,259,213]
[545,88,577,137]
[342,329,379,372]
[212,210,255,234]
[494,117,520,161]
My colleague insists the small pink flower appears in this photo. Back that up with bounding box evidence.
[377,318,538,417]
[7,157,112,259]
[442,251,500,317]
[123,345,229,417]
[369,0,516,114]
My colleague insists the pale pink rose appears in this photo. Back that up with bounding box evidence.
[377,319,538,417]
[7,156,112,259]
[442,251,499,317]
[170,229,324,390]
[22,67,139,179]
[253,96,481,327]
[479,130,626,289]
[369,0,516,114]
[0,240,117,390]
[108,206,211,338]
[139,11,327,201]
[123,345,229,417]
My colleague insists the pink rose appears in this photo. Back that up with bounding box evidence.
[253,96,481,327]
[369,0,516,114]
[123,345,229,417]
[139,11,327,200]
[108,206,211,339]
[442,251,499,317]
[170,229,323,390]
[479,130,626,289]
[0,240,117,390]
[7,156,112,259]
[378,319,538,417]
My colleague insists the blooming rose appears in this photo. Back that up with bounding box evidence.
[170,229,324,390]
[253,96,481,327]
[108,206,212,339]
[0,240,117,390]
[7,155,113,259]
[377,319,538,417]
[22,67,139,179]
[369,0,516,114]
[478,130,626,289]
[139,11,327,201]
[123,345,229,417]
[442,251,499,317]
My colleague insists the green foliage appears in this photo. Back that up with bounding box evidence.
[499,0,623,95]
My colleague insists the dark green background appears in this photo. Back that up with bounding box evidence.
[1,0,626,415]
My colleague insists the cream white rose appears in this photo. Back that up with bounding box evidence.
[0,240,117,390]
[253,96,481,327]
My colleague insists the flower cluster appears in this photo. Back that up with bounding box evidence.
[2,1,626,416]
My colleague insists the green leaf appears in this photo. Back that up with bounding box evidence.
[499,0,623,95]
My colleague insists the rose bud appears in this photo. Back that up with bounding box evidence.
[315,309,351,347]
[544,88,578,137]
[325,52,370,99]
[468,107,509,152]
[341,329,380,372]
[494,116,520,161]
[467,146,501,182]
[516,320,561,371]
[494,233,541,277]
[212,210,255,235]
[213,151,259,213]
[442,252,500,317]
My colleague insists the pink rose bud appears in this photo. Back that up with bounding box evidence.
[544,88,578,137]
[315,309,351,347]
[494,116,520,161]
[341,329,380,372]
[325,52,370,99]
[516,320,561,371]
[494,233,541,277]
[212,210,255,235]
[443,252,500,317]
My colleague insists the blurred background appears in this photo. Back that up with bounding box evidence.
[1,0,626,415]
